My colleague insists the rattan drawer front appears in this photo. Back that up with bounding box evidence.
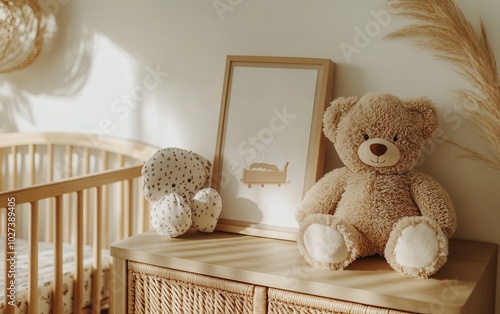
[127,261,267,314]
[267,288,412,314]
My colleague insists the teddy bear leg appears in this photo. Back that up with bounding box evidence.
[385,216,448,278]
[298,214,362,270]
[150,193,192,238]
[191,188,222,233]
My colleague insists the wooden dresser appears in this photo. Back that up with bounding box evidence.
[110,230,498,313]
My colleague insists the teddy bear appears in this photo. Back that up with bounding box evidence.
[142,147,222,238]
[296,92,457,278]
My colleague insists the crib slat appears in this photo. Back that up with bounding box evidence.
[102,183,109,248]
[137,177,145,234]
[29,201,39,314]
[83,147,91,245]
[92,186,103,312]
[47,144,54,182]
[137,178,151,234]
[128,178,134,236]
[45,144,54,242]
[10,145,17,189]
[83,147,90,174]
[65,145,73,177]
[109,260,115,313]
[122,179,129,239]
[83,190,91,246]
[64,145,73,243]
[117,155,125,241]
[142,197,151,233]
[101,151,109,248]
[101,150,108,171]
[28,144,35,185]
[53,195,64,314]
[74,190,84,312]
[45,199,54,242]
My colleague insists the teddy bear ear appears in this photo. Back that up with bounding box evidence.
[323,96,358,143]
[404,96,439,139]
[192,152,212,187]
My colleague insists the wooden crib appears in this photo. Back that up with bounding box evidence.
[0,132,158,313]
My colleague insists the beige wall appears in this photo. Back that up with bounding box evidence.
[1,0,499,311]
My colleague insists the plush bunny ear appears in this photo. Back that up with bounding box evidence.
[323,96,358,143]
[404,96,439,140]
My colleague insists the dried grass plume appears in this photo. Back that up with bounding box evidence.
[386,0,500,171]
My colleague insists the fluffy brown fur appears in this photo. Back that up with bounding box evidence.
[386,0,500,171]
[296,93,456,278]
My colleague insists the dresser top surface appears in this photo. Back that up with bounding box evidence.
[111,230,498,313]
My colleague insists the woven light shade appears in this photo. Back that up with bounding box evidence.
[0,0,43,73]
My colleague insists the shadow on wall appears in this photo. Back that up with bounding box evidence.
[0,1,94,132]
[0,0,182,136]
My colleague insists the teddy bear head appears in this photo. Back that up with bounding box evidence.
[323,92,438,174]
[141,147,212,202]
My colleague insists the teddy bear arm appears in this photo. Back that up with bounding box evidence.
[191,188,222,233]
[296,168,349,222]
[150,193,193,238]
[410,172,457,238]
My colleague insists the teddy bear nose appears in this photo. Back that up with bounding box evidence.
[370,143,387,156]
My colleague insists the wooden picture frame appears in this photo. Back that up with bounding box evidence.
[212,55,335,240]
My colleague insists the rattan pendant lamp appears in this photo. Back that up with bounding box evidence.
[0,0,43,73]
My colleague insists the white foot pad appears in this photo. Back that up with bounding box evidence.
[394,221,438,268]
[303,223,348,264]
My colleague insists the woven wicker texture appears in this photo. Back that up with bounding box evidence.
[128,261,266,314]
[267,288,411,314]
[0,0,43,72]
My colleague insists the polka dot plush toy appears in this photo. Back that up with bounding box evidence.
[142,148,222,238]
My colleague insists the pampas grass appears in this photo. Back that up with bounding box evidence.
[386,0,500,171]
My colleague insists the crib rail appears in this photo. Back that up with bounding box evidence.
[1,164,145,313]
[0,132,158,241]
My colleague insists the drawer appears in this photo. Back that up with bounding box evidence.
[267,288,411,314]
[127,261,267,314]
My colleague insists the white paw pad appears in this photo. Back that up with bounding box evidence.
[303,223,348,264]
[394,222,438,268]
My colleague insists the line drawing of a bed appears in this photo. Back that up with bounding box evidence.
[240,136,289,188]
[241,161,289,188]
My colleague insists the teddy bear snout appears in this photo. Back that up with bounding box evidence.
[370,143,387,156]
[358,138,400,168]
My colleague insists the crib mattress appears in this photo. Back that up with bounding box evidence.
[0,238,110,313]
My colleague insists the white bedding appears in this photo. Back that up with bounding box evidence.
[0,238,110,314]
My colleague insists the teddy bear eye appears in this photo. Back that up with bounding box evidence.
[393,135,398,142]
[363,133,369,140]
